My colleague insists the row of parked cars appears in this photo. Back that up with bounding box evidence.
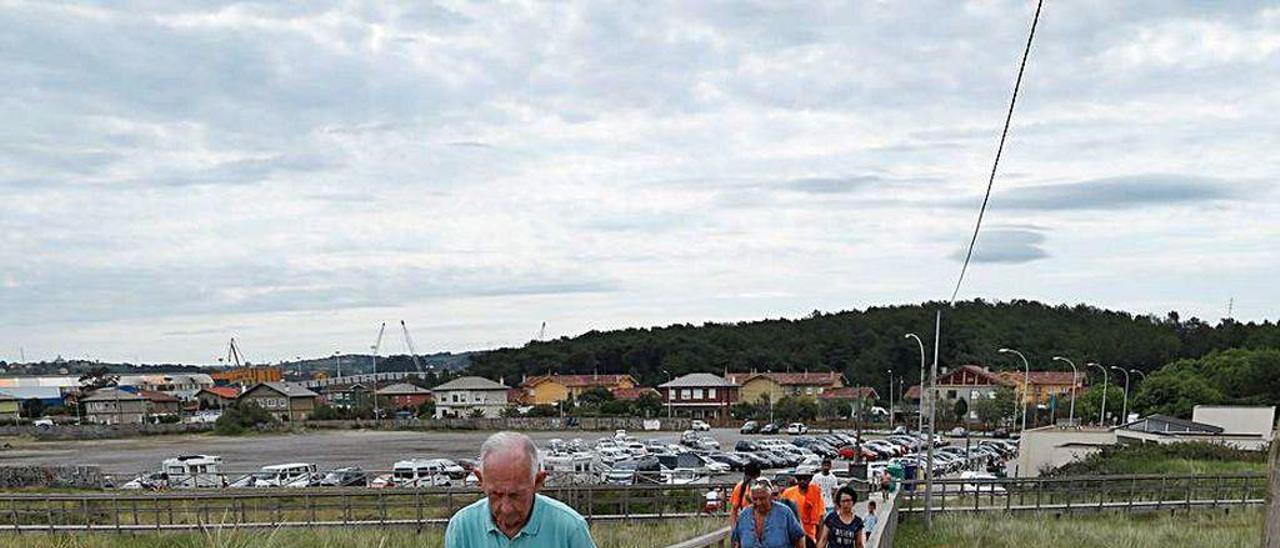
[117,455,476,490]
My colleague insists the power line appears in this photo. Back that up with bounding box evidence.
[949,0,1045,304]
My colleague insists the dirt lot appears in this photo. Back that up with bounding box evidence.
[0,428,769,476]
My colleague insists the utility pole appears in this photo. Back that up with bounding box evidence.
[371,323,385,420]
[924,309,941,529]
[887,371,894,431]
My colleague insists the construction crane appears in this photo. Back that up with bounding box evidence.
[538,321,547,342]
[224,338,248,367]
[400,320,426,375]
[370,322,385,419]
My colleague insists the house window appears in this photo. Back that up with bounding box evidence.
[681,389,691,400]
[692,389,704,399]
[707,388,716,399]
[947,390,957,399]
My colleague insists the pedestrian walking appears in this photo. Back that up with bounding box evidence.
[816,486,863,548]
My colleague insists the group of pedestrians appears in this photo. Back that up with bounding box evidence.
[728,459,880,548]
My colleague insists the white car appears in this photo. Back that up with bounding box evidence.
[690,420,711,431]
[785,423,808,435]
[960,471,1006,493]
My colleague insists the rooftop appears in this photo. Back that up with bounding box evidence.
[433,376,509,391]
[658,373,737,388]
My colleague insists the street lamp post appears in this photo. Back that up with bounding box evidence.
[662,370,673,419]
[887,370,894,431]
[1110,366,1131,425]
[1087,363,1108,425]
[1052,356,1079,426]
[1131,369,1147,382]
[906,333,926,433]
[997,348,1030,434]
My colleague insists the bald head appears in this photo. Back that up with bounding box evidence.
[475,432,547,538]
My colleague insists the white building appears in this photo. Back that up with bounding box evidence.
[1192,405,1276,440]
[432,376,510,419]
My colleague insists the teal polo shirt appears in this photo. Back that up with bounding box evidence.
[444,493,596,548]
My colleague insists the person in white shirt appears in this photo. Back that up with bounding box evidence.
[812,459,840,515]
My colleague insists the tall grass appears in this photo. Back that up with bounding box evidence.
[897,508,1261,547]
[0,518,723,548]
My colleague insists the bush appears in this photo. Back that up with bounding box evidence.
[1045,442,1266,476]
[214,401,277,435]
[155,414,180,424]
[310,404,340,421]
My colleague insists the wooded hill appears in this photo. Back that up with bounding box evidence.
[466,299,1280,394]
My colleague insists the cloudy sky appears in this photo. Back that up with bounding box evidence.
[2,1,1277,364]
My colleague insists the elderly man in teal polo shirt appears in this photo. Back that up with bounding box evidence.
[445,431,596,547]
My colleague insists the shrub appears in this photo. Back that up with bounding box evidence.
[213,401,277,435]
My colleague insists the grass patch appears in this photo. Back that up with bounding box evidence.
[0,518,722,547]
[1045,442,1266,476]
[897,508,1261,547]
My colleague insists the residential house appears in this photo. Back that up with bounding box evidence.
[320,383,371,409]
[818,386,881,419]
[658,373,739,420]
[726,372,844,404]
[432,376,510,419]
[238,382,320,422]
[140,390,183,419]
[195,387,239,410]
[518,374,637,405]
[610,387,660,401]
[377,383,433,409]
[119,374,214,401]
[82,388,148,425]
[932,365,1010,422]
[997,371,1083,407]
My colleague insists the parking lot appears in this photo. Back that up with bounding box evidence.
[0,428,769,474]
[0,426,998,479]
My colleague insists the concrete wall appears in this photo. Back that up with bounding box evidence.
[1193,406,1276,438]
[1015,426,1117,477]
[0,422,215,440]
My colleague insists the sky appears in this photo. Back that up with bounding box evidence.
[1,1,1277,364]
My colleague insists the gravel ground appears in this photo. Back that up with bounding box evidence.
[0,427,805,476]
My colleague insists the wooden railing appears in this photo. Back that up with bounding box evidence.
[898,473,1267,515]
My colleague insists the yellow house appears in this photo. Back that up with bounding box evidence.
[997,371,1083,405]
[519,374,637,405]
[726,372,844,404]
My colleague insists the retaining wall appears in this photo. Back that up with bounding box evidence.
[0,466,104,489]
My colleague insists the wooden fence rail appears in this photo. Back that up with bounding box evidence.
[0,482,737,533]
[898,473,1267,515]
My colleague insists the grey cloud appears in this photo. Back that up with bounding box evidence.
[0,263,616,326]
[786,176,882,194]
[995,174,1246,211]
[143,153,335,187]
[952,229,1050,264]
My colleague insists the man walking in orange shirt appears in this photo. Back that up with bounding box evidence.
[780,465,825,548]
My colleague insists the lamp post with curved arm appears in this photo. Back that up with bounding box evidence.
[906,333,926,433]
[998,348,1030,434]
[1111,366,1131,424]
[1052,356,1078,426]
[1087,362,1108,425]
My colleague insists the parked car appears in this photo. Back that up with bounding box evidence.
[785,423,808,435]
[992,428,1010,439]
[759,423,780,435]
[739,421,760,434]
[949,427,968,438]
[691,420,711,431]
[319,467,367,487]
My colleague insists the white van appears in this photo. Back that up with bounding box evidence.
[162,455,225,489]
[371,459,453,488]
[252,463,318,488]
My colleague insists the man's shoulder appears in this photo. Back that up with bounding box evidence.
[536,494,589,525]
[448,497,490,525]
